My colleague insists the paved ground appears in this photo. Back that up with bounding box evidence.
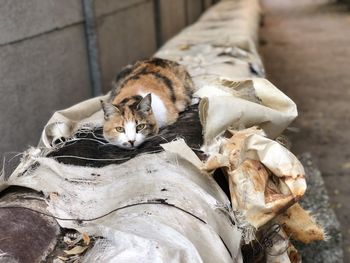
[259,0,350,261]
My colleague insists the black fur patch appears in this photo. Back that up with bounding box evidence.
[115,65,134,83]
[118,96,144,112]
[120,98,130,104]
[116,68,177,104]
[153,72,176,103]
[110,65,136,99]
[130,96,143,110]
[148,58,169,68]
[120,67,149,89]
[131,95,143,101]
[184,72,194,100]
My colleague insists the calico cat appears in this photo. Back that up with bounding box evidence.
[101,58,195,149]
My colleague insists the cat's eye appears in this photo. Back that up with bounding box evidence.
[115,127,124,133]
[136,124,146,132]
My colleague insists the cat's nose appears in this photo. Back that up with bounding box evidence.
[128,140,135,146]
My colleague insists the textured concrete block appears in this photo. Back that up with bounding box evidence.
[0,25,91,155]
[0,0,83,45]
[94,0,147,17]
[186,0,203,24]
[96,1,157,92]
[159,0,187,44]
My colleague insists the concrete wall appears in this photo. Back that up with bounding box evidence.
[0,1,91,156]
[95,0,158,92]
[158,0,187,43]
[0,0,216,156]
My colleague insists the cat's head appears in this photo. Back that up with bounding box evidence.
[101,94,158,149]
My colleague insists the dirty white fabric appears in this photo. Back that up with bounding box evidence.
[4,142,242,263]
[39,94,108,149]
[155,0,264,89]
[196,78,297,144]
[155,0,263,73]
[203,127,306,237]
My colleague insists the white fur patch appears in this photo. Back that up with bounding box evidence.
[125,121,136,141]
[113,121,146,149]
[139,92,168,128]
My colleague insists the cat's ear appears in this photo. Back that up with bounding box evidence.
[137,94,152,113]
[100,100,120,120]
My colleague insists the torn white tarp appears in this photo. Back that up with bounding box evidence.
[203,127,306,233]
[3,142,242,263]
[196,78,297,144]
[39,94,109,149]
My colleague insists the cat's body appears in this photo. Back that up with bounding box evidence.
[101,58,195,149]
